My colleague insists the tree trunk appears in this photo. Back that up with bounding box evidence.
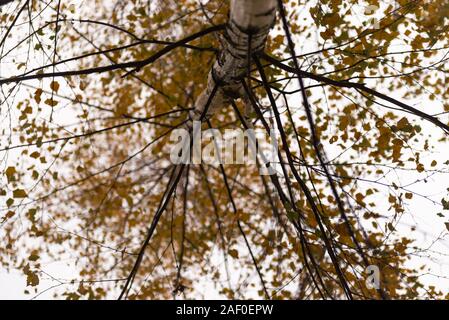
[188,0,277,123]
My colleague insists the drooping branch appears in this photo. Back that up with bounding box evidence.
[116,0,279,299]
[0,24,225,85]
[260,52,449,134]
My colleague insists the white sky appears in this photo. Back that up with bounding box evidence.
[1,0,449,299]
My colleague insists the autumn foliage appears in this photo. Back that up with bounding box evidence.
[1,0,449,299]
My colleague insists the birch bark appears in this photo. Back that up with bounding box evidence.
[188,0,277,123]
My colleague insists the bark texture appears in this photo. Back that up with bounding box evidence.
[188,0,277,123]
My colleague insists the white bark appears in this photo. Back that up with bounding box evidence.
[188,0,277,123]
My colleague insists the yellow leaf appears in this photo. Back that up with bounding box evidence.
[34,89,43,104]
[28,252,39,261]
[416,163,425,173]
[229,249,239,259]
[1,210,15,222]
[50,81,60,92]
[397,117,413,132]
[5,166,16,183]
[30,151,40,159]
[13,189,27,198]
[24,265,39,287]
[44,98,58,107]
[6,198,14,207]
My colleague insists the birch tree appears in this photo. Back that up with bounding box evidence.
[1,0,449,299]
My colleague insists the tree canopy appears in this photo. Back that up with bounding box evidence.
[1,0,449,299]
